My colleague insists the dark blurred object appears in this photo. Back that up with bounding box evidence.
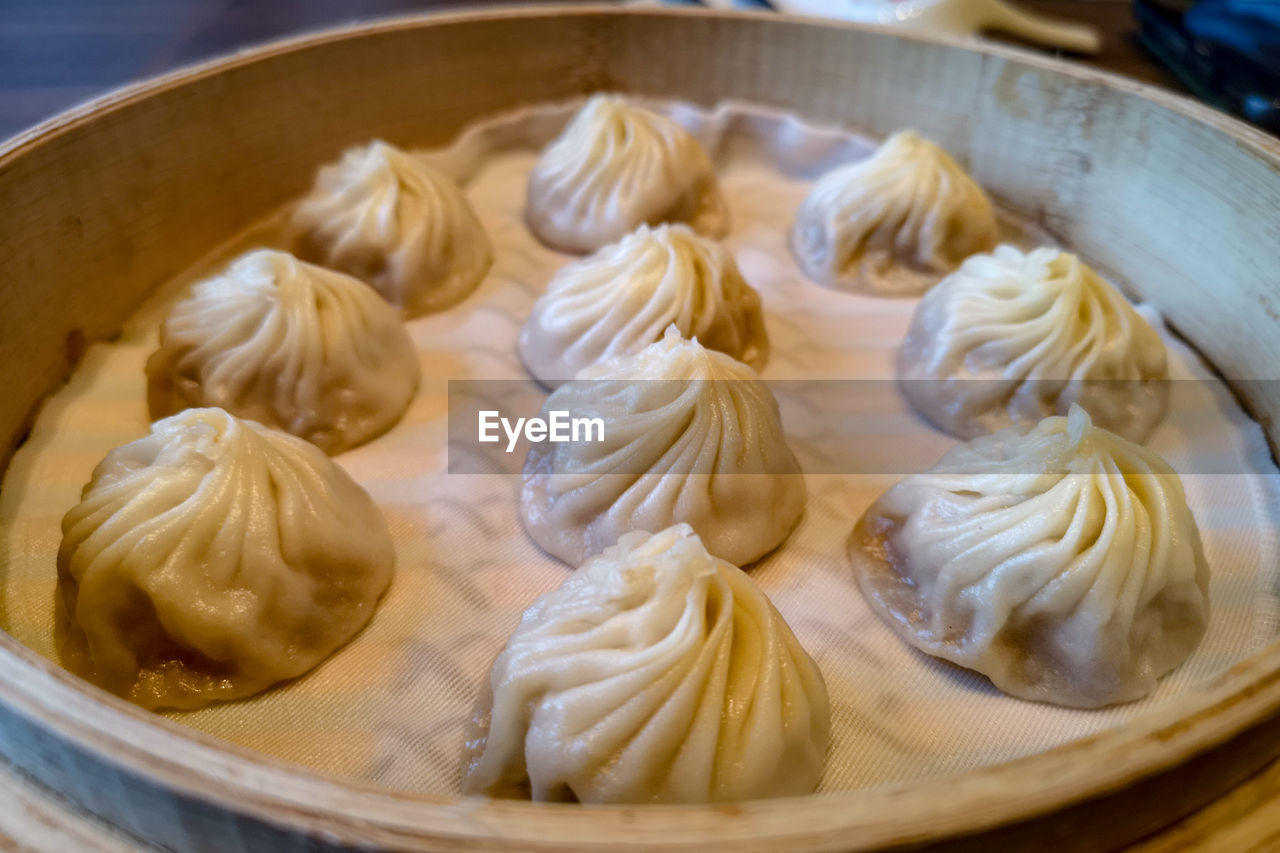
[0,0,550,139]
[1134,0,1280,130]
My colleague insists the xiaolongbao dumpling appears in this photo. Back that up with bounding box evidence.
[57,408,395,711]
[146,249,420,455]
[849,405,1209,708]
[518,223,768,386]
[291,140,492,317]
[790,130,998,296]
[462,524,830,803]
[526,95,728,253]
[521,328,805,567]
[898,245,1169,443]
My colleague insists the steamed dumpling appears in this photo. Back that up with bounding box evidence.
[521,328,805,567]
[56,408,395,711]
[146,249,420,455]
[790,130,998,296]
[518,223,768,386]
[462,524,830,803]
[526,95,728,253]
[291,140,492,317]
[848,405,1209,708]
[897,245,1169,443]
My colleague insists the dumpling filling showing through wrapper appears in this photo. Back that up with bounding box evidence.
[56,408,395,711]
[848,405,1209,709]
[462,524,830,803]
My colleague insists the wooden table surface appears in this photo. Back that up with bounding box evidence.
[0,1,1276,851]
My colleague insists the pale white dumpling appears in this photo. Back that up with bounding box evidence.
[897,245,1169,443]
[463,524,830,803]
[147,249,420,455]
[790,130,998,295]
[57,408,395,711]
[292,140,492,317]
[849,406,1209,708]
[521,328,805,567]
[518,223,768,386]
[526,95,728,253]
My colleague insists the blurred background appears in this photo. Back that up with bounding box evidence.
[1,0,1277,139]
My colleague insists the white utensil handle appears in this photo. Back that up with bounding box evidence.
[983,0,1102,53]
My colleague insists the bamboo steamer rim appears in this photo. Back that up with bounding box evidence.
[1,6,1279,851]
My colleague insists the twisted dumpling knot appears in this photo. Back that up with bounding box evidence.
[519,223,768,386]
[462,524,830,803]
[897,245,1169,442]
[57,408,395,710]
[790,130,998,295]
[520,329,805,567]
[147,249,420,455]
[526,95,728,253]
[850,405,1209,708]
[291,140,492,317]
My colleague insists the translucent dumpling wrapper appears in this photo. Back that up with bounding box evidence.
[790,130,999,296]
[56,408,395,711]
[525,95,729,253]
[291,140,493,317]
[848,405,1209,708]
[518,223,768,386]
[146,249,421,455]
[462,524,830,803]
[520,328,806,567]
[897,245,1169,443]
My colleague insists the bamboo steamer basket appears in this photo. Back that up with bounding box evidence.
[1,7,1279,852]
